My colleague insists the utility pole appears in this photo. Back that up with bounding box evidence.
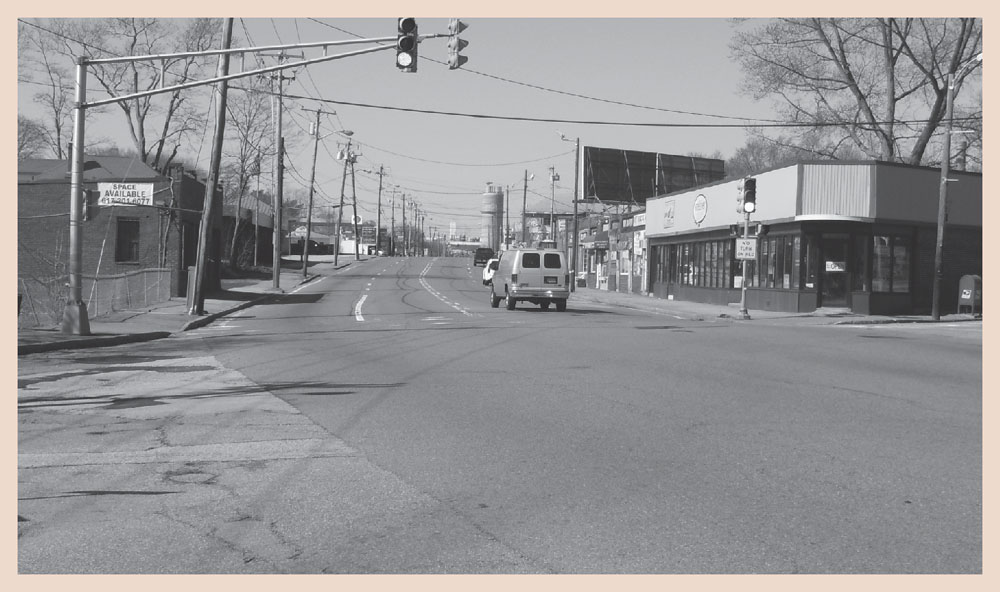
[505,185,511,250]
[522,170,529,246]
[189,18,233,315]
[548,166,559,242]
[390,187,397,256]
[402,192,407,256]
[302,108,322,278]
[268,53,296,291]
[569,137,580,291]
[334,137,352,266]
[350,158,360,260]
[375,165,384,255]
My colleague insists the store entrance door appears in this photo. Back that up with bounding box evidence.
[820,236,849,308]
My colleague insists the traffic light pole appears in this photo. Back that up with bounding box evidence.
[738,210,751,320]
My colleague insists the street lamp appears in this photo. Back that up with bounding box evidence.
[558,132,580,291]
[932,52,982,321]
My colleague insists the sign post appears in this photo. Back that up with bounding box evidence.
[737,211,753,320]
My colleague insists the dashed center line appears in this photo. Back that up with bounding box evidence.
[355,295,367,322]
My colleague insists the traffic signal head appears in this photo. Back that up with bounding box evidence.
[396,17,418,72]
[742,177,757,213]
[446,18,468,70]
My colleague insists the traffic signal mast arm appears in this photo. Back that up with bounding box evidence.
[80,31,449,109]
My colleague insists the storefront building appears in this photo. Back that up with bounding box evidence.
[644,161,981,315]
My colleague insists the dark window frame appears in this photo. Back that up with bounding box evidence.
[115,217,141,263]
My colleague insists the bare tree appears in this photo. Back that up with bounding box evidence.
[29,18,222,172]
[19,21,76,159]
[220,74,275,270]
[18,115,48,160]
[731,18,982,167]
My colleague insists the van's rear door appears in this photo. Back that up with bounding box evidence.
[542,252,564,287]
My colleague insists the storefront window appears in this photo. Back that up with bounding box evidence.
[723,242,732,288]
[872,235,892,292]
[852,235,869,291]
[790,237,800,290]
[771,236,788,290]
[892,240,910,293]
[804,236,819,290]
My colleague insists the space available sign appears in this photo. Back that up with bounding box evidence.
[98,182,154,207]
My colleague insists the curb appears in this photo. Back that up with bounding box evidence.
[17,331,173,356]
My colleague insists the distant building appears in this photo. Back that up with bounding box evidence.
[17,157,227,327]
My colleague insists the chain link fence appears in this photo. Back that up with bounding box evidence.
[18,268,173,329]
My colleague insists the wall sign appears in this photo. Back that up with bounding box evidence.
[98,182,154,207]
[693,194,708,225]
[663,200,676,228]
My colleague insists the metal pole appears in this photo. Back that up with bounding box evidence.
[402,193,407,256]
[505,185,510,250]
[351,159,360,261]
[334,138,351,266]
[738,209,751,320]
[932,71,955,321]
[254,164,260,267]
[522,170,528,245]
[570,137,580,292]
[375,165,384,256]
[271,56,285,290]
[303,109,321,278]
[549,166,556,241]
[62,58,91,335]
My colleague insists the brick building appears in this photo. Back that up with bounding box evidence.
[18,156,223,328]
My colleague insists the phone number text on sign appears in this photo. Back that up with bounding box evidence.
[98,182,154,207]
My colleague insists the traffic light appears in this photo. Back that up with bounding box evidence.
[742,177,757,213]
[396,17,418,72]
[446,18,468,70]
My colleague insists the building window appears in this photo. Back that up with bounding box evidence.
[115,218,140,263]
[872,235,911,293]
[790,236,801,290]
[852,235,869,291]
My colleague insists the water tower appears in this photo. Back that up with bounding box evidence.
[480,183,504,251]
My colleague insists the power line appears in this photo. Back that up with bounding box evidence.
[274,90,979,130]
[303,17,785,125]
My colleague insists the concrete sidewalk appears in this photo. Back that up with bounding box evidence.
[17,264,330,355]
[18,258,981,355]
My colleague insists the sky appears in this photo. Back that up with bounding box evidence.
[26,5,990,241]
[17,14,791,238]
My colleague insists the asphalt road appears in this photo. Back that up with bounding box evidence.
[17,256,982,574]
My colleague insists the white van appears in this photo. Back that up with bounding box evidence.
[490,248,570,311]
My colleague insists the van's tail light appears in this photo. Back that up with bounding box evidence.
[565,273,570,286]
[511,273,518,284]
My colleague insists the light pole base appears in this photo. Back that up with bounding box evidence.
[737,309,752,320]
[61,301,91,335]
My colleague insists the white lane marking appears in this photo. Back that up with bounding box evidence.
[419,260,474,317]
[355,294,367,322]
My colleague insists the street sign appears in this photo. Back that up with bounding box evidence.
[736,238,757,260]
